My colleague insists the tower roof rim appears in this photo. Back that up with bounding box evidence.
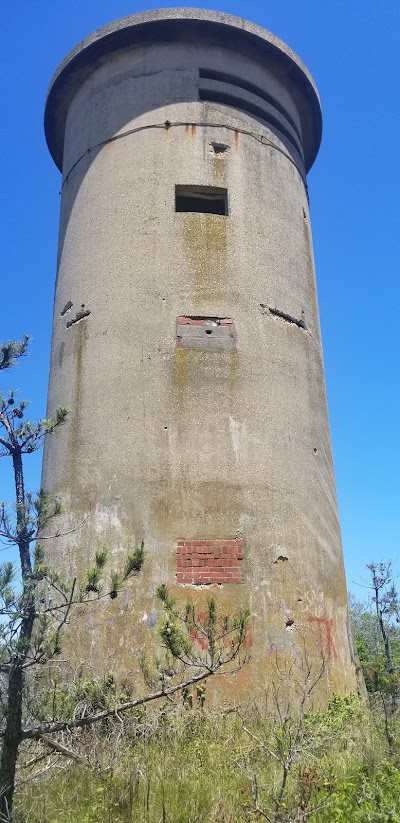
[44,7,322,173]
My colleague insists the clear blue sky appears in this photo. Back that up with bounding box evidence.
[1,1,399,593]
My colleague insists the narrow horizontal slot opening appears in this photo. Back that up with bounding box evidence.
[199,68,302,144]
[175,185,228,215]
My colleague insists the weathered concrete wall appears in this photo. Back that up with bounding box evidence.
[42,9,357,700]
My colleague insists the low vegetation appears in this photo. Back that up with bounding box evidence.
[11,561,400,823]
[12,693,400,822]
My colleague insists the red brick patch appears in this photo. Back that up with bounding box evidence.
[176,540,243,584]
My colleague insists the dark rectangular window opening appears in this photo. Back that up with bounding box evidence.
[175,185,228,215]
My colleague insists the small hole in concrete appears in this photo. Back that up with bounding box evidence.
[303,208,307,220]
[205,329,213,335]
[164,426,168,430]
[211,142,229,154]
[313,447,318,454]
[286,618,295,628]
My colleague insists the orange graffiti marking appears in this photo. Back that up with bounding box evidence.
[308,616,337,660]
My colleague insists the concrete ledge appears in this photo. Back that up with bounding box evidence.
[44,8,322,173]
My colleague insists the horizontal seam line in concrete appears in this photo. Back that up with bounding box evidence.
[60,120,308,193]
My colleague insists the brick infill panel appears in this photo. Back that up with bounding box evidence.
[176,539,243,584]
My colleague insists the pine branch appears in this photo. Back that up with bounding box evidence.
[0,337,29,371]
[20,669,223,740]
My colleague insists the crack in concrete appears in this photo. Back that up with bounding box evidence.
[261,304,308,332]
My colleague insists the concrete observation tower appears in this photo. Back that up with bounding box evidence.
[43,8,356,697]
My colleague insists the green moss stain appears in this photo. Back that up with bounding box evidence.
[66,321,85,483]
[302,214,317,301]
[64,320,94,517]
[181,214,228,300]
[212,153,226,185]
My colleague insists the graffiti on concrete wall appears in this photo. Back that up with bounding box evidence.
[266,626,298,655]
[308,616,337,660]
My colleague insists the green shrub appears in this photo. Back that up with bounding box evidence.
[14,698,400,823]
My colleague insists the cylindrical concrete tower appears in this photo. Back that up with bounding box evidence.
[43,8,356,698]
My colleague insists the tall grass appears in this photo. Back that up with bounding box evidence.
[14,697,400,823]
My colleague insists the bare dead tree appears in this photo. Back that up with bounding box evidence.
[365,562,399,676]
[241,640,332,823]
